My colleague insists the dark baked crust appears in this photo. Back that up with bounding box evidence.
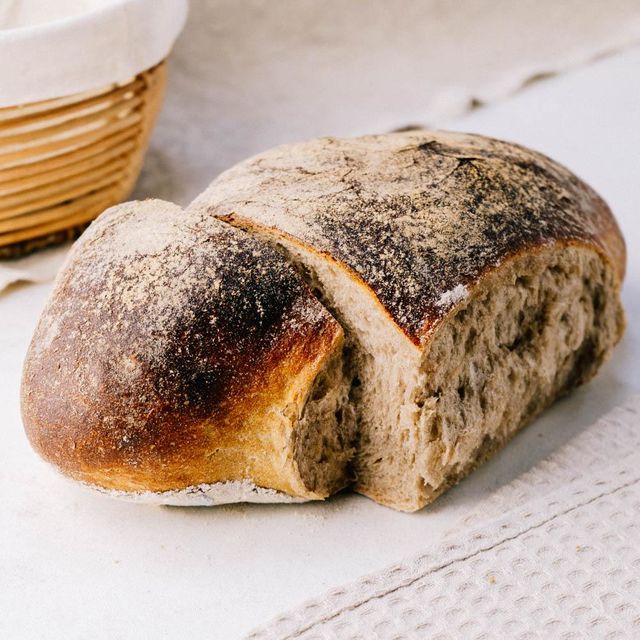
[21,200,343,496]
[192,131,625,345]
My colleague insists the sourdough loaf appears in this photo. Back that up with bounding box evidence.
[22,131,625,512]
[21,200,355,504]
[192,131,626,511]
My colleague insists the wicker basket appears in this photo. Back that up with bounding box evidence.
[0,62,166,258]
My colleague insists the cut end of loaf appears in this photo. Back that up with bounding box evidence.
[294,345,356,496]
[356,245,625,511]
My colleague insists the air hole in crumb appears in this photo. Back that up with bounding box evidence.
[564,336,597,390]
[593,286,605,313]
[465,327,477,350]
[507,326,534,352]
[312,378,329,400]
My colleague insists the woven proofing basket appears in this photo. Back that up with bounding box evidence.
[0,61,166,258]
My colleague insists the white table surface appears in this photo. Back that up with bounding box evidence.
[2,48,639,640]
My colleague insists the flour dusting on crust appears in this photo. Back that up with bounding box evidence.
[193,130,624,344]
[436,283,468,309]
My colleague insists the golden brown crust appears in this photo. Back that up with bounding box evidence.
[192,130,625,346]
[21,199,343,497]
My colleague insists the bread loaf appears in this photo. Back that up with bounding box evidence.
[21,200,355,504]
[22,131,625,511]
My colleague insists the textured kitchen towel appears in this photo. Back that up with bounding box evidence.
[247,397,640,639]
[449,392,640,531]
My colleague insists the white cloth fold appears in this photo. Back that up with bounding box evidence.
[0,243,69,293]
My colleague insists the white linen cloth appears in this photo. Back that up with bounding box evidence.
[0,244,68,292]
[0,0,187,107]
[138,0,640,206]
[247,397,640,639]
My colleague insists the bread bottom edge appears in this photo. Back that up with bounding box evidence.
[58,471,311,506]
